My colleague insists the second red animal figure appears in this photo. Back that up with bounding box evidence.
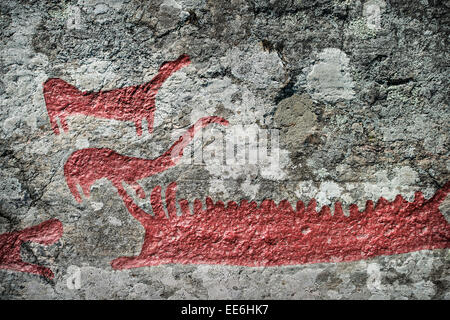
[0,219,63,279]
[64,116,229,203]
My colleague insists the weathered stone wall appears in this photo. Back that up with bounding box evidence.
[0,0,448,299]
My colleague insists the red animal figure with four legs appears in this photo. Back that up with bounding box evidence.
[0,219,63,279]
[63,116,229,204]
[43,54,191,135]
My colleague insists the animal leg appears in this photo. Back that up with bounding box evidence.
[59,115,69,133]
[48,114,60,135]
[135,119,142,136]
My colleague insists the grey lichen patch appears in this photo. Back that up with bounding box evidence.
[274,94,318,150]
[386,85,422,107]
[47,1,70,20]
[0,175,24,201]
[224,45,287,92]
[348,18,378,39]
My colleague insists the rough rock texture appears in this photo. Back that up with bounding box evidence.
[0,0,449,299]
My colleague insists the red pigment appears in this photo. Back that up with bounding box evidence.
[0,219,63,279]
[63,116,229,204]
[109,181,450,269]
[43,54,191,135]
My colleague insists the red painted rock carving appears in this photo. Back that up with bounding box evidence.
[43,54,191,135]
[109,181,450,269]
[64,116,229,205]
[0,219,63,279]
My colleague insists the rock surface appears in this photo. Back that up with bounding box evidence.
[0,0,449,299]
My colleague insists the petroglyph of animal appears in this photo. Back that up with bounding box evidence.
[63,116,229,205]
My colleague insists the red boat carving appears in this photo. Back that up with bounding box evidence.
[64,129,450,269]
[0,219,63,279]
[43,54,191,135]
[110,181,450,269]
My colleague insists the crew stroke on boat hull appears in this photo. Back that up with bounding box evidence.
[43,54,191,135]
